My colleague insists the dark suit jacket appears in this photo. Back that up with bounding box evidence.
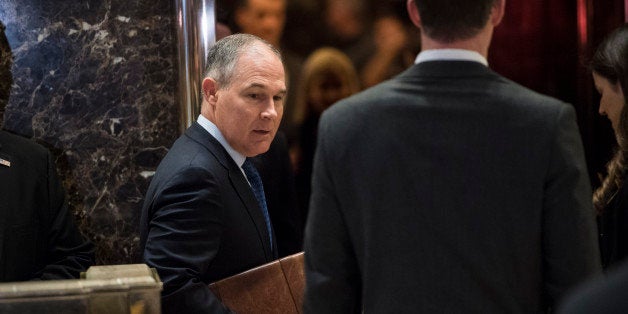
[0,130,94,282]
[557,259,628,314]
[252,131,303,257]
[303,61,601,313]
[140,122,277,313]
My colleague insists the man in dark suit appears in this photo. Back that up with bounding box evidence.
[0,131,95,282]
[0,21,94,282]
[303,0,601,312]
[252,130,303,257]
[216,8,303,258]
[140,34,287,313]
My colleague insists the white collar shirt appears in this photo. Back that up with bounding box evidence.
[414,49,488,66]
[197,115,249,181]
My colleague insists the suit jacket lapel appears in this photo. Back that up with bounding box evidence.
[185,122,274,260]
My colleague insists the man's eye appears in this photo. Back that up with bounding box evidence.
[273,95,284,102]
[249,94,259,99]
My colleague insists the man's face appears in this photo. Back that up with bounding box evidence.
[210,46,286,157]
[235,0,286,47]
[325,0,363,41]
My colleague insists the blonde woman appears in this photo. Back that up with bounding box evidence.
[291,47,360,220]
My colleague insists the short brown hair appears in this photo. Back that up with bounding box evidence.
[413,0,497,42]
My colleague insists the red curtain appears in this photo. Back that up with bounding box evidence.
[488,0,625,187]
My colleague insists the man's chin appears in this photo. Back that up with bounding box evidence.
[244,142,272,158]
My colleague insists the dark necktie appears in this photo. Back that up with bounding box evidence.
[242,158,273,251]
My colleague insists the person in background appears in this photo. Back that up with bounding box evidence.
[289,47,360,224]
[0,21,94,282]
[320,0,371,65]
[140,34,286,313]
[232,0,285,49]
[359,12,411,88]
[548,23,628,314]
[321,0,414,88]
[590,24,628,270]
[302,0,601,312]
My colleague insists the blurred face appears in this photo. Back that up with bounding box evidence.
[593,72,625,134]
[235,0,286,47]
[308,72,351,114]
[205,46,286,157]
[325,1,363,41]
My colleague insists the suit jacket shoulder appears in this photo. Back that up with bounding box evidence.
[305,60,599,312]
[0,130,50,171]
[0,130,94,281]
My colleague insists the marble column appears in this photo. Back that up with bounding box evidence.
[0,0,183,264]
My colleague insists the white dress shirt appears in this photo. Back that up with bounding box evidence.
[197,114,250,181]
[415,49,488,66]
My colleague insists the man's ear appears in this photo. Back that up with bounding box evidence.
[491,0,506,27]
[202,77,218,106]
[407,0,421,29]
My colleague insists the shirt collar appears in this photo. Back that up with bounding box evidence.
[415,49,488,66]
[197,114,246,167]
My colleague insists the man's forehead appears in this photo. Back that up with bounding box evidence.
[235,54,284,75]
[241,81,287,93]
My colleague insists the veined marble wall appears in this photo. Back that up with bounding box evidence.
[0,0,180,264]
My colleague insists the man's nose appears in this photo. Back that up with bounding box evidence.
[261,101,278,120]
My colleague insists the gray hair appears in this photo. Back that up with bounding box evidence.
[203,33,283,88]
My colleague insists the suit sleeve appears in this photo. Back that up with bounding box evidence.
[142,166,234,314]
[36,150,95,280]
[303,115,362,313]
[542,104,602,305]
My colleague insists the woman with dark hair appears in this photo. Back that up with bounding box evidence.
[591,23,628,269]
